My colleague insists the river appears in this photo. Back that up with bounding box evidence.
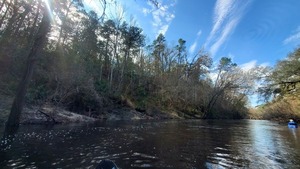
[0,120,299,169]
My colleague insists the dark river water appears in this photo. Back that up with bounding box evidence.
[0,120,300,169]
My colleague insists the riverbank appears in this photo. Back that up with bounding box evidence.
[19,104,180,125]
[248,96,300,123]
[2,93,299,126]
[0,94,181,126]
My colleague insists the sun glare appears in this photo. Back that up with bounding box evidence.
[43,0,54,21]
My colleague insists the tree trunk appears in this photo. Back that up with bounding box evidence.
[109,30,120,91]
[27,1,41,44]
[5,10,51,128]
[104,39,110,78]
[56,0,74,48]
[119,48,130,92]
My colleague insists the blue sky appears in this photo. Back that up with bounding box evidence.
[104,0,300,69]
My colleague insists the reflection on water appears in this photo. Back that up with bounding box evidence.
[0,120,300,168]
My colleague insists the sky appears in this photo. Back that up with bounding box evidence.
[84,0,300,105]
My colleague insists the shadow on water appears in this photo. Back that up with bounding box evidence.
[0,120,300,168]
[0,124,20,168]
[1,124,21,150]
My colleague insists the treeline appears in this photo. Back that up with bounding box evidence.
[0,0,258,122]
[251,47,300,120]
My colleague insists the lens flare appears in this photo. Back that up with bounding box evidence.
[43,0,54,21]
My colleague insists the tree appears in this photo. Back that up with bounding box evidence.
[202,57,256,118]
[56,0,84,48]
[0,0,256,126]
[100,19,115,79]
[78,11,99,66]
[271,48,300,95]
[151,33,166,75]
[258,47,300,101]
[6,3,52,127]
[119,23,145,92]
[176,38,187,65]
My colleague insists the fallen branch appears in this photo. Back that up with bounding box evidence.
[37,109,57,124]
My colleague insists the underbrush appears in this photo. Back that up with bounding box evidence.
[250,96,300,121]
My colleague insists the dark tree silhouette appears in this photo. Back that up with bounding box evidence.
[6,7,51,128]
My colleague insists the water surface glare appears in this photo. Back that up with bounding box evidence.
[0,120,300,168]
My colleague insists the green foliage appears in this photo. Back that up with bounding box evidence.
[94,79,109,94]
[26,85,49,104]
[132,85,150,110]
[218,57,237,71]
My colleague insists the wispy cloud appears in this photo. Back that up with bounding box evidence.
[206,0,252,56]
[142,0,176,36]
[197,30,202,36]
[210,18,239,56]
[284,26,300,44]
[189,42,197,54]
[240,60,257,71]
[240,60,269,72]
[189,30,202,54]
[206,0,235,46]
